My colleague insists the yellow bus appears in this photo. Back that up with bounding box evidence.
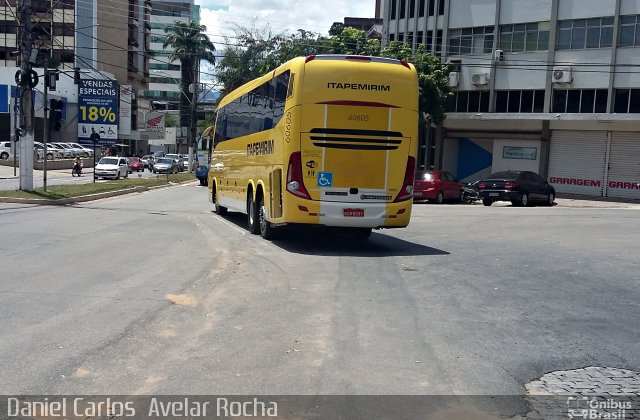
[206,54,419,240]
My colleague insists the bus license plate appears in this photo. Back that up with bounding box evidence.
[343,208,365,217]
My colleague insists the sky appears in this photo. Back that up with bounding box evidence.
[194,1,376,45]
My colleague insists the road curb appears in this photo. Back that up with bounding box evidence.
[0,180,195,206]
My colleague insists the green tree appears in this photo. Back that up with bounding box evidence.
[215,26,451,125]
[327,27,381,56]
[164,113,178,127]
[215,26,283,96]
[380,42,452,125]
[163,21,216,128]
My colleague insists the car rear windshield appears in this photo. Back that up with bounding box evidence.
[99,158,118,165]
[488,171,518,179]
[157,158,173,164]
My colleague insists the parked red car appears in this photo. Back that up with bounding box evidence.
[413,170,463,203]
[128,157,143,172]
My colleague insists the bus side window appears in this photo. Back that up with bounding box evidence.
[213,111,225,146]
[287,73,295,98]
[273,70,290,122]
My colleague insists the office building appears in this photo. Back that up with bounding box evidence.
[0,0,151,142]
[380,0,640,199]
[142,0,198,110]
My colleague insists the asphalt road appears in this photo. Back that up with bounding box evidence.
[0,187,638,416]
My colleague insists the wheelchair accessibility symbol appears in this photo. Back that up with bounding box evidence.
[317,172,333,187]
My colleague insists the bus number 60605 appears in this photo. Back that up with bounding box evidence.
[348,114,369,122]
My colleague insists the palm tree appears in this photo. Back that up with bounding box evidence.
[163,21,216,129]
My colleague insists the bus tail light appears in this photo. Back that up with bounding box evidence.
[394,156,416,202]
[287,152,311,200]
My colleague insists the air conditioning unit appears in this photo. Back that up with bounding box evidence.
[448,71,459,87]
[494,49,504,62]
[552,66,572,83]
[471,72,489,86]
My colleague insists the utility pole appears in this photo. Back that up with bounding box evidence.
[43,70,59,191]
[17,0,35,191]
[188,56,199,172]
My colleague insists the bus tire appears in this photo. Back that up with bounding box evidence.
[212,185,227,215]
[258,194,275,240]
[247,192,259,234]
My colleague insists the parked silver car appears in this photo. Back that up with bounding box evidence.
[33,142,61,159]
[152,157,179,174]
[0,141,12,160]
[165,154,184,171]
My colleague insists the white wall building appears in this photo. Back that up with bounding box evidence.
[380,0,640,199]
[142,0,196,109]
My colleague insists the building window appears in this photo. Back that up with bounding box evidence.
[390,0,397,20]
[447,91,490,113]
[417,31,424,45]
[438,0,445,16]
[419,0,425,18]
[448,26,494,56]
[428,0,435,17]
[408,32,414,45]
[409,0,415,18]
[400,0,406,19]
[614,89,640,113]
[557,17,614,50]
[150,63,181,71]
[389,33,395,42]
[435,29,443,55]
[552,89,608,113]
[398,33,405,43]
[619,15,640,47]
[499,22,550,52]
[495,90,545,113]
[426,30,433,51]
[53,23,74,36]
[0,21,17,34]
[150,77,178,84]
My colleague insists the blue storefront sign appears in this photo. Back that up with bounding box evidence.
[77,79,119,146]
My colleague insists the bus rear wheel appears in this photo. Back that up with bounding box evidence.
[213,187,227,215]
[258,195,275,240]
[247,193,259,234]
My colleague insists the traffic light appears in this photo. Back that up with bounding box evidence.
[74,67,81,84]
[49,99,64,132]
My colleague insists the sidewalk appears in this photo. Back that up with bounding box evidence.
[0,163,77,180]
[555,193,640,209]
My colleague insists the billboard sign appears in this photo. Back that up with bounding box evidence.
[77,79,119,145]
[119,85,132,136]
[145,112,165,133]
